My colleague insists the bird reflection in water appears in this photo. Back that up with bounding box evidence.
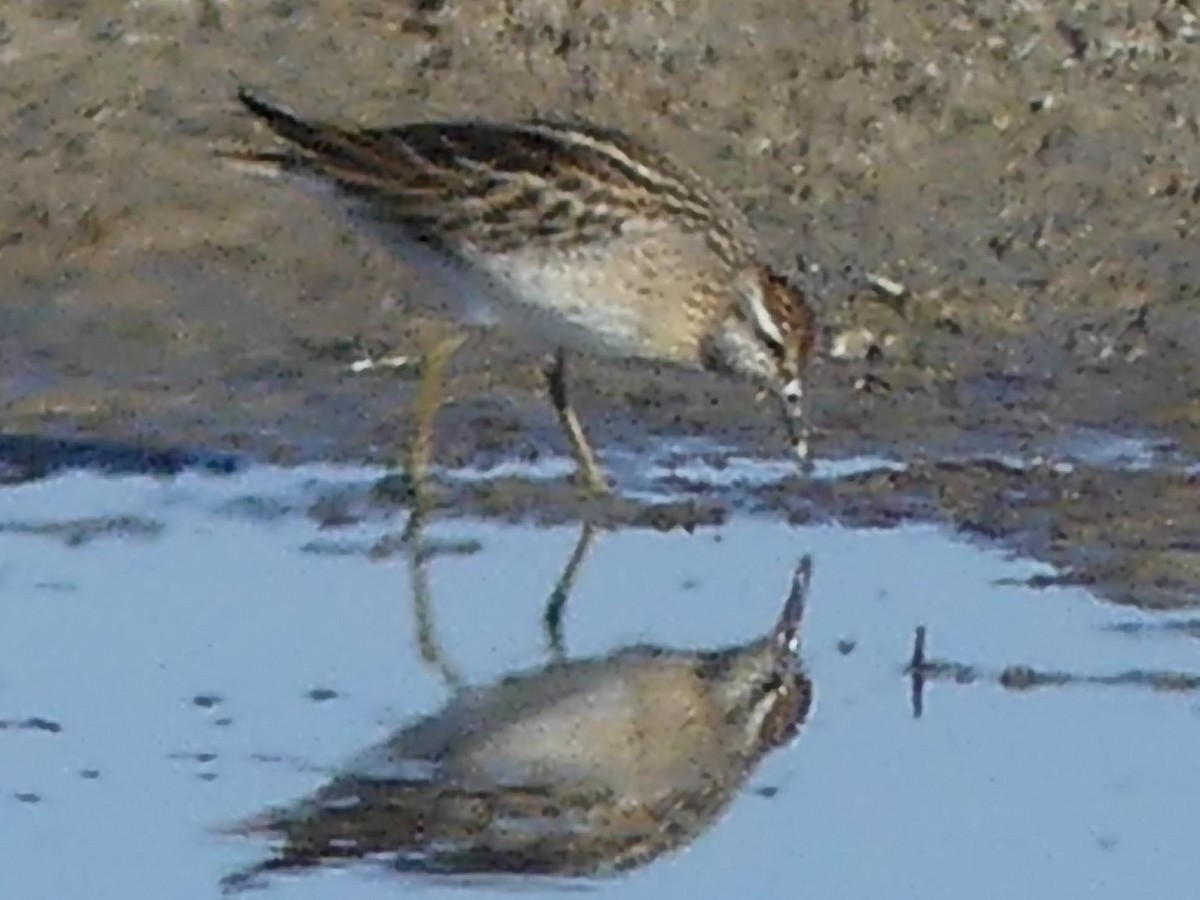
[223,522,816,890]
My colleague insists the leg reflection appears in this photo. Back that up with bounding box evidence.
[543,522,600,661]
[405,525,466,693]
[403,519,602,689]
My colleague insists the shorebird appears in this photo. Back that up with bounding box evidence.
[225,88,817,495]
[222,556,815,886]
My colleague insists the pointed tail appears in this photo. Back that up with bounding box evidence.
[235,87,329,153]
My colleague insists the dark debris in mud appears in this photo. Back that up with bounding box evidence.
[0,717,63,734]
[455,480,727,532]
[914,657,1200,694]
[999,665,1200,693]
[0,434,241,485]
[907,625,1200,719]
[284,472,728,536]
[0,514,165,547]
[168,751,219,764]
[1105,618,1200,639]
[33,581,79,593]
[360,456,1198,614]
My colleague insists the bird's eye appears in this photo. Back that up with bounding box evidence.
[781,378,804,406]
[759,672,784,696]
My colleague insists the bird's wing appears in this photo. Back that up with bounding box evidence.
[228,89,750,257]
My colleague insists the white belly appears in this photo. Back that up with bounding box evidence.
[468,247,658,360]
[292,177,701,364]
[378,222,669,361]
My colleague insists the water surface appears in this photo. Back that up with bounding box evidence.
[2,466,1197,899]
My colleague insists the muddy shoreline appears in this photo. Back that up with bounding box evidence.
[2,1,1199,615]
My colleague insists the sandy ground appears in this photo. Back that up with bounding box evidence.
[1,0,1199,610]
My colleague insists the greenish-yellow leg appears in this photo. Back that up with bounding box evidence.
[405,333,468,535]
[544,348,609,495]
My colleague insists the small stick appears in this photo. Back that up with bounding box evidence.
[909,625,927,672]
[909,625,927,719]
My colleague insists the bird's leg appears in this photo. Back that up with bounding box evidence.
[780,376,815,474]
[404,332,467,537]
[543,348,608,495]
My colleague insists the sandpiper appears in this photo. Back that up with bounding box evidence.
[225,88,817,494]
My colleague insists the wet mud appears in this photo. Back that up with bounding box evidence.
[3,1,1200,619]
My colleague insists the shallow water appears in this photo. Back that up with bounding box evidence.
[2,465,1199,899]
[434,427,1197,494]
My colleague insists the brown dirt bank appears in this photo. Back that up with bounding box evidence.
[1,1,1199,610]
